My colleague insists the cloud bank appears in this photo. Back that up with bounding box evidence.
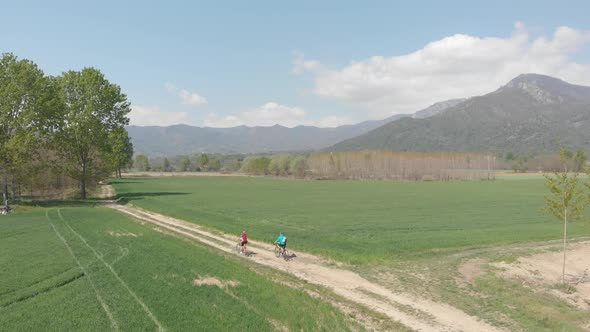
[204,102,353,128]
[311,23,590,118]
[128,105,195,126]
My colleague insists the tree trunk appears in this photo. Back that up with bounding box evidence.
[3,175,8,210]
[487,155,491,181]
[80,163,87,200]
[10,174,16,200]
[562,207,568,284]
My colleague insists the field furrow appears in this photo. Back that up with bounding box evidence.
[1,207,361,331]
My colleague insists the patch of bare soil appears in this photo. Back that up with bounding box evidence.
[98,184,116,200]
[458,258,486,286]
[193,276,240,288]
[110,204,503,332]
[493,241,590,310]
[108,231,139,237]
[268,319,289,332]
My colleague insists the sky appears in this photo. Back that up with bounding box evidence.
[2,0,590,128]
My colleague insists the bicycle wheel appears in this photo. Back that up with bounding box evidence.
[274,245,281,257]
[235,243,241,254]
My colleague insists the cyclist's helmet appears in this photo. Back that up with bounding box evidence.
[280,232,284,234]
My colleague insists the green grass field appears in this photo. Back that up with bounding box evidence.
[113,176,590,264]
[0,207,357,331]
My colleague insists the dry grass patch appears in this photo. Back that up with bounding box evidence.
[107,230,139,237]
[492,241,590,310]
[193,276,240,288]
[458,258,486,286]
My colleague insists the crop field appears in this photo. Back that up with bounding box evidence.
[0,207,357,331]
[113,176,590,264]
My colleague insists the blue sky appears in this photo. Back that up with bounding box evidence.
[2,0,590,127]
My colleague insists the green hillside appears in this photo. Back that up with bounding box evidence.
[330,74,590,153]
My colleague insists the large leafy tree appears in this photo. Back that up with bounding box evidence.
[162,158,171,172]
[134,154,150,171]
[0,53,58,208]
[108,127,133,178]
[199,153,209,171]
[180,156,191,172]
[54,68,130,199]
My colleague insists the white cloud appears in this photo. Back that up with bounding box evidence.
[316,116,355,128]
[312,23,590,118]
[292,51,322,75]
[128,105,195,126]
[204,102,352,128]
[203,113,244,128]
[205,102,309,128]
[165,82,208,106]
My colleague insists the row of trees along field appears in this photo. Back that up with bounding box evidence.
[307,150,496,180]
[133,153,240,172]
[130,153,306,176]
[132,151,496,181]
[497,149,587,173]
[0,53,132,207]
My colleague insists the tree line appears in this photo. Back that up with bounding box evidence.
[307,150,496,180]
[129,151,498,181]
[0,53,132,208]
[498,149,587,173]
[132,153,239,173]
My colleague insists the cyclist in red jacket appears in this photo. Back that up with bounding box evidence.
[239,230,248,254]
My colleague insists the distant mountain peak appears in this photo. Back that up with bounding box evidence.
[499,73,590,104]
[507,73,565,84]
[500,73,569,104]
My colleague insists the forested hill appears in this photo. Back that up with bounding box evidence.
[127,99,467,156]
[329,74,590,153]
[127,114,417,156]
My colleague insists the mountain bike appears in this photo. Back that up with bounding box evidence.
[274,243,287,258]
[236,241,248,255]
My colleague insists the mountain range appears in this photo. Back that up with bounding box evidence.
[127,113,417,156]
[127,74,590,156]
[330,74,590,153]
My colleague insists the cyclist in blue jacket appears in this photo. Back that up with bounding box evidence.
[275,232,287,249]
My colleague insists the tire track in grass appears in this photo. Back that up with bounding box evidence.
[0,266,83,298]
[57,209,165,332]
[0,272,85,308]
[46,210,119,331]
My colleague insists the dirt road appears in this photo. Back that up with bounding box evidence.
[109,202,502,332]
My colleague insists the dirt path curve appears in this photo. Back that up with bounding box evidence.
[107,202,502,332]
[99,184,116,200]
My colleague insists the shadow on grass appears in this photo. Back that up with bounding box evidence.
[16,199,97,208]
[108,180,143,184]
[116,192,189,204]
[11,192,189,208]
